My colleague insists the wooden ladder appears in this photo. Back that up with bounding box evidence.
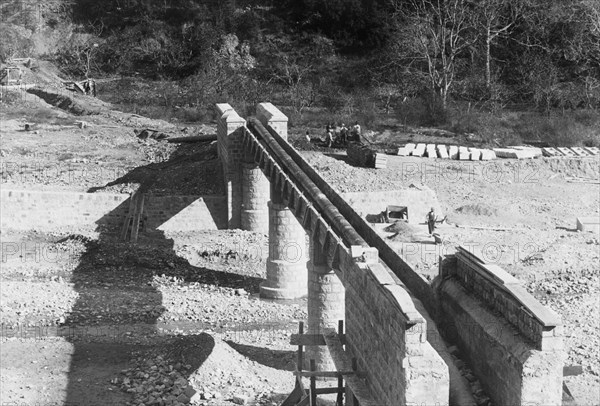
[121,192,145,242]
[281,321,377,406]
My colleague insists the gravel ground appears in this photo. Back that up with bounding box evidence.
[2,94,598,404]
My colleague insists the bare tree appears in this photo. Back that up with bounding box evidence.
[392,0,478,109]
[476,0,520,91]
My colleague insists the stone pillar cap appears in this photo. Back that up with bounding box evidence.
[216,103,245,122]
[257,102,288,122]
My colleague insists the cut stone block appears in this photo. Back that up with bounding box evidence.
[509,146,543,157]
[448,145,459,159]
[397,146,411,156]
[399,143,417,156]
[412,143,426,157]
[570,147,589,157]
[557,147,577,158]
[458,149,470,160]
[542,147,562,157]
[583,147,599,155]
[426,144,438,158]
[437,144,449,159]
[577,217,600,234]
[469,148,481,161]
[493,148,536,159]
[480,149,496,160]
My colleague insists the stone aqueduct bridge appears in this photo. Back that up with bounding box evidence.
[216,102,564,406]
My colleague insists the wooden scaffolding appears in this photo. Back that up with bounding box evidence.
[281,321,379,406]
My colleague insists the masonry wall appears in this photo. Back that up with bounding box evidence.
[0,189,226,231]
[438,255,563,405]
[339,249,449,406]
[342,187,443,225]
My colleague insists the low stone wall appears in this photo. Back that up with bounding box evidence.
[0,189,226,232]
[438,254,563,405]
[0,189,128,230]
[340,249,449,405]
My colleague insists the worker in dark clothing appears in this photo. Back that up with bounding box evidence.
[426,207,437,235]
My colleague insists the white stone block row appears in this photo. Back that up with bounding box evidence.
[584,147,599,155]
[557,147,577,157]
[570,147,590,157]
[397,143,499,161]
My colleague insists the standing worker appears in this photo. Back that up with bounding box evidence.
[325,128,333,148]
[426,207,436,235]
[351,121,361,141]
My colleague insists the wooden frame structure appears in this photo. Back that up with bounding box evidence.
[281,321,379,406]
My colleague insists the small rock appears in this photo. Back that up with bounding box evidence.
[235,289,247,296]
[232,394,249,405]
[184,385,196,397]
[190,392,202,404]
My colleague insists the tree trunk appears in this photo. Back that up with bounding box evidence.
[485,27,492,91]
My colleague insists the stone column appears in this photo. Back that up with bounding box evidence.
[259,197,308,299]
[256,102,308,300]
[241,162,269,234]
[306,237,345,371]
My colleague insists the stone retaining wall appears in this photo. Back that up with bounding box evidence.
[438,254,563,405]
[0,189,226,231]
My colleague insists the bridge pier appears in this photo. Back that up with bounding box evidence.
[306,237,345,371]
[259,197,308,299]
[257,103,308,299]
[240,162,269,234]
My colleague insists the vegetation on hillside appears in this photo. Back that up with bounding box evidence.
[1,0,599,145]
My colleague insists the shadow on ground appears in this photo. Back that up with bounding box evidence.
[62,142,263,404]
